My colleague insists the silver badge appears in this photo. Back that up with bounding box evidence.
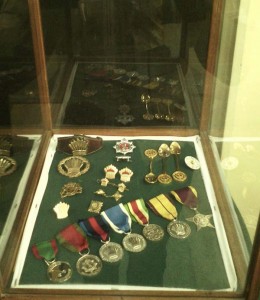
[184,156,201,170]
[143,224,164,241]
[47,260,72,283]
[99,242,124,263]
[76,254,102,276]
[122,233,147,252]
[186,212,215,231]
[167,220,191,239]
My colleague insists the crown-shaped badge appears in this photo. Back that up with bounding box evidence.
[0,137,12,157]
[69,136,89,156]
[104,164,118,179]
[119,167,133,182]
[58,156,90,178]
[53,202,70,219]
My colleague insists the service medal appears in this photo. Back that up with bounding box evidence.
[76,254,102,276]
[167,220,191,239]
[99,242,124,263]
[122,233,147,252]
[47,260,72,283]
[143,224,164,241]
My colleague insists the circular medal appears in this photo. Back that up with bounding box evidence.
[172,170,187,182]
[122,233,147,252]
[76,254,102,276]
[143,224,164,242]
[0,156,17,176]
[99,242,124,263]
[58,156,90,178]
[185,156,201,170]
[47,260,72,283]
[167,220,191,239]
[158,173,172,184]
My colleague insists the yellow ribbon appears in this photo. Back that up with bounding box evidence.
[147,194,177,221]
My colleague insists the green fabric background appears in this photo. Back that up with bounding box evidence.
[19,139,230,290]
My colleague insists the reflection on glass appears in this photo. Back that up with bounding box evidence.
[39,0,213,128]
[209,0,260,282]
[0,1,41,259]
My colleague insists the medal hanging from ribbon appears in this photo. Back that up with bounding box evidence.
[170,186,215,231]
[101,203,147,253]
[124,198,164,242]
[31,239,72,283]
[78,215,124,263]
[56,223,102,276]
[147,194,191,239]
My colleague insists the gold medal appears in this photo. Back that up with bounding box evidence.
[57,156,90,178]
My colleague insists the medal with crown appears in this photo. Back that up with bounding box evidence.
[58,136,90,178]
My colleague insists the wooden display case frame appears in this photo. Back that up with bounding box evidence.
[0,0,259,299]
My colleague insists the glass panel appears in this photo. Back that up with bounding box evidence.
[0,0,42,261]
[39,0,213,128]
[210,0,260,284]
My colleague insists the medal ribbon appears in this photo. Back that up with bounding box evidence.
[56,223,88,253]
[101,203,131,234]
[147,194,177,221]
[170,186,198,209]
[124,198,149,226]
[32,239,58,261]
[78,215,109,242]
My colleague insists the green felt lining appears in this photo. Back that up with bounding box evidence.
[19,139,230,290]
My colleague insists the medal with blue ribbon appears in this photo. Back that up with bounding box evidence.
[101,203,147,252]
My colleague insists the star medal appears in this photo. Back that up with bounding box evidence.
[170,186,215,231]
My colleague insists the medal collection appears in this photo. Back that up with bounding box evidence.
[31,135,215,283]
[65,63,187,126]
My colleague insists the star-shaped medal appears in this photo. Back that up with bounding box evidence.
[186,211,215,231]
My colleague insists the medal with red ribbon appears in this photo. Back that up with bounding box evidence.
[56,223,102,276]
[170,186,215,231]
[124,198,164,242]
[78,215,124,263]
[101,203,147,253]
[147,193,191,239]
[32,239,72,283]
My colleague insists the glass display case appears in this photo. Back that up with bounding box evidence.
[0,0,259,299]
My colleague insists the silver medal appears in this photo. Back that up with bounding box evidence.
[99,242,124,263]
[143,224,164,241]
[122,233,147,252]
[46,260,72,283]
[167,220,191,239]
[76,254,102,276]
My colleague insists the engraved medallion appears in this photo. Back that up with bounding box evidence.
[186,212,215,231]
[122,233,147,252]
[172,170,187,182]
[47,260,72,283]
[185,156,201,170]
[58,156,90,178]
[158,173,172,184]
[143,224,164,241]
[0,156,17,176]
[99,242,124,263]
[76,254,102,276]
[167,220,191,239]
